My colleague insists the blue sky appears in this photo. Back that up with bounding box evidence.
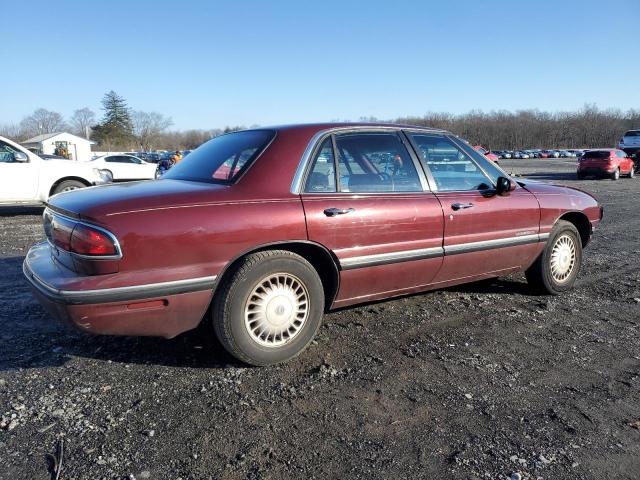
[2,0,638,130]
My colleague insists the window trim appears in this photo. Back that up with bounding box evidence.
[295,126,437,195]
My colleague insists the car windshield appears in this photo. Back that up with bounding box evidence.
[624,130,640,137]
[583,151,610,159]
[163,130,276,184]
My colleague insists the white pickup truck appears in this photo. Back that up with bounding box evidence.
[0,135,112,204]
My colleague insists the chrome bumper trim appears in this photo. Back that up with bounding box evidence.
[23,258,217,305]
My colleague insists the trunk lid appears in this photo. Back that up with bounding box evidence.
[47,179,231,221]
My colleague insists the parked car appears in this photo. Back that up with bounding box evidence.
[0,135,111,204]
[577,148,635,180]
[618,129,640,156]
[23,123,602,366]
[473,145,499,163]
[90,155,159,181]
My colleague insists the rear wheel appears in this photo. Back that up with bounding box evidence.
[526,220,582,295]
[611,168,620,180]
[628,167,635,179]
[576,172,585,180]
[212,250,324,366]
[52,179,86,195]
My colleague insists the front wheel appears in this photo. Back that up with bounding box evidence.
[526,220,582,295]
[628,167,635,179]
[212,250,325,366]
[52,179,86,195]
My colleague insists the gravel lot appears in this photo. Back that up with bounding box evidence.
[1,158,639,480]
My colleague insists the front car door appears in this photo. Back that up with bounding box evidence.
[0,140,39,201]
[405,131,542,285]
[299,128,445,308]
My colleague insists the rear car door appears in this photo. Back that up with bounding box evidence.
[405,132,542,284]
[300,129,444,307]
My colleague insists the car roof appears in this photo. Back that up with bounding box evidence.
[263,122,450,135]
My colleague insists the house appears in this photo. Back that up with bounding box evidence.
[21,132,96,161]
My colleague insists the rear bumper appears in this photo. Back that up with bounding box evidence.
[577,166,614,175]
[23,243,215,338]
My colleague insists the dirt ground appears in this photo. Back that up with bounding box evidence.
[1,158,639,480]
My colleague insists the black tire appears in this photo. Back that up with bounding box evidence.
[212,250,324,366]
[628,168,635,179]
[52,179,86,195]
[611,168,620,181]
[576,172,585,180]
[525,220,582,295]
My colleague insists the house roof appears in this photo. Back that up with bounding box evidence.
[22,132,96,145]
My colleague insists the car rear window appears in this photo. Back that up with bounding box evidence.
[583,151,611,159]
[163,130,275,184]
[624,130,640,137]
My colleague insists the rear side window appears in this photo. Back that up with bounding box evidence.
[305,138,336,193]
[164,130,275,184]
[583,151,611,159]
[334,132,422,193]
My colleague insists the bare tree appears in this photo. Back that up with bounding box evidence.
[132,111,173,151]
[0,123,22,140]
[69,108,96,139]
[19,108,68,138]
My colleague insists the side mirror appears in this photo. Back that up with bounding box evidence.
[496,176,515,195]
[13,151,28,162]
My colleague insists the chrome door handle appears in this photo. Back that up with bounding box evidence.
[324,207,355,217]
[451,202,474,210]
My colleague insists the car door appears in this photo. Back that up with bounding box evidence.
[300,129,445,307]
[0,140,39,201]
[405,132,541,284]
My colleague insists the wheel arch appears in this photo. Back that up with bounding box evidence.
[557,211,592,247]
[48,176,92,198]
[214,240,341,311]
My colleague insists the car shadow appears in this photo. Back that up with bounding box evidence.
[0,205,45,217]
[0,256,238,373]
[1,254,538,372]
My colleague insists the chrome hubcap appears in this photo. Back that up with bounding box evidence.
[244,273,309,347]
[550,234,576,283]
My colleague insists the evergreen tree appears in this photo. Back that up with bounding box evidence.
[91,90,134,149]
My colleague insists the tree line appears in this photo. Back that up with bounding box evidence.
[392,105,640,149]
[2,95,638,152]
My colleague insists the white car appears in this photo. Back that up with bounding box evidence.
[0,135,111,205]
[618,129,640,153]
[90,154,158,181]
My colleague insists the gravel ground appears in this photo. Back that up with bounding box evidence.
[1,158,639,480]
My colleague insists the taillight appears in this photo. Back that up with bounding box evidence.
[70,224,117,256]
[45,210,119,257]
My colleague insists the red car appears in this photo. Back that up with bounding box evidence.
[473,145,499,163]
[577,148,635,180]
[24,123,603,365]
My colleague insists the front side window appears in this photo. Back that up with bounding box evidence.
[0,141,20,163]
[164,129,275,184]
[409,134,493,192]
[333,132,422,193]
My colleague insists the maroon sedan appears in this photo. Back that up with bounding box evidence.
[24,124,603,365]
